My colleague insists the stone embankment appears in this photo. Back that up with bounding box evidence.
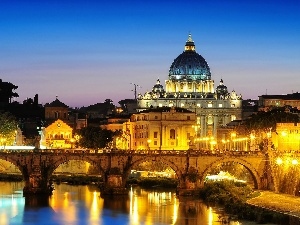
[247,191,300,219]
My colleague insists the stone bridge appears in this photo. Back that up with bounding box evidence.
[0,149,276,196]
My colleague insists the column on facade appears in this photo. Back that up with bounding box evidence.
[213,114,218,138]
[177,127,181,148]
[161,125,165,150]
[202,81,206,93]
[192,81,196,93]
[200,115,206,137]
[222,114,227,126]
[210,81,214,93]
[183,81,187,93]
[175,82,180,93]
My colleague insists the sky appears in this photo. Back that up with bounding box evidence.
[1,0,300,108]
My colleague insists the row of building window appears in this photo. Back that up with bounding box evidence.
[47,134,71,139]
[144,102,237,108]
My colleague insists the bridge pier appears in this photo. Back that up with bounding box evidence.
[101,174,127,195]
[176,176,202,196]
[23,173,54,196]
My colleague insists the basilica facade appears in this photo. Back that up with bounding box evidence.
[137,34,242,138]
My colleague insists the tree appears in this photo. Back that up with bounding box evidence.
[0,112,18,146]
[76,127,114,149]
[0,79,19,103]
[243,108,299,133]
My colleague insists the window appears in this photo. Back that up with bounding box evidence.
[154,132,158,138]
[154,141,157,145]
[170,129,176,139]
[187,116,190,120]
[154,115,158,119]
[181,103,184,107]
[159,103,162,107]
[218,103,222,108]
[208,103,212,108]
[197,103,201,107]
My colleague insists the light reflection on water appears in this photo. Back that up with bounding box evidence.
[0,181,275,225]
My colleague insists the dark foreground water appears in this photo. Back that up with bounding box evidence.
[0,181,277,225]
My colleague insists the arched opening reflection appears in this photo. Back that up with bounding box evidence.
[205,161,255,188]
[53,160,99,175]
[129,160,177,179]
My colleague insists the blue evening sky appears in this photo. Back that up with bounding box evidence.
[1,0,300,107]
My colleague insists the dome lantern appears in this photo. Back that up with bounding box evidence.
[184,34,195,51]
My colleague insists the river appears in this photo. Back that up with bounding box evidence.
[0,181,277,225]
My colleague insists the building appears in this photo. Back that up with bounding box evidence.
[44,119,73,148]
[121,107,196,151]
[273,123,300,152]
[44,97,69,122]
[258,92,300,111]
[137,34,242,139]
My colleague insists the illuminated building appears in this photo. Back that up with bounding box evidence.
[273,123,300,152]
[258,92,300,111]
[44,119,73,148]
[122,107,196,150]
[137,34,242,138]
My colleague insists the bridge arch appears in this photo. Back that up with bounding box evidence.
[50,156,106,178]
[0,158,22,174]
[125,155,184,182]
[200,157,262,189]
[0,156,27,176]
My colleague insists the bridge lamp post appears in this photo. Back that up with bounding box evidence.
[221,139,229,151]
[230,132,236,150]
[210,140,217,152]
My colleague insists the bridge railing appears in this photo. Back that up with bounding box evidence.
[0,148,264,157]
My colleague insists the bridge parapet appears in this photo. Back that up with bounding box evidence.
[0,148,264,157]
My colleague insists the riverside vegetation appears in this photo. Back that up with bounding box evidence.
[198,181,290,224]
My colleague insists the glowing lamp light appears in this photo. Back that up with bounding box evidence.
[292,159,298,165]
[276,158,283,165]
[281,131,287,137]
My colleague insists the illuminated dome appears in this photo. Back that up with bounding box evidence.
[216,79,228,99]
[152,79,164,94]
[168,34,211,81]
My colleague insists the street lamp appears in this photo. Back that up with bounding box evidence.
[276,157,283,165]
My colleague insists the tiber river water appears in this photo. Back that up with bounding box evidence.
[0,181,277,225]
